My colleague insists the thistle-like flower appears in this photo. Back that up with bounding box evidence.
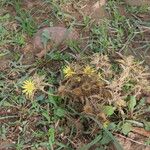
[22,79,36,98]
[63,66,75,78]
[83,65,95,76]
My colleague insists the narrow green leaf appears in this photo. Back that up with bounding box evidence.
[41,30,51,48]
[48,128,55,149]
[128,96,136,112]
[80,134,102,150]
[54,108,65,118]
[83,115,124,150]
[100,131,112,145]
[42,111,51,123]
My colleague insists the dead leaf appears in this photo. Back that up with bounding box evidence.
[132,127,150,137]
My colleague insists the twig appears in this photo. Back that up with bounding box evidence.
[126,120,144,127]
[114,133,147,146]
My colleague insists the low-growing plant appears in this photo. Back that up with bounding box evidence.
[58,53,150,136]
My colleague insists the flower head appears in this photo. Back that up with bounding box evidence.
[22,79,36,98]
[63,66,75,78]
[83,105,93,114]
[83,65,95,76]
[115,99,126,107]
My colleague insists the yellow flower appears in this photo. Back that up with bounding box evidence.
[83,65,95,76]
[22,79,36,98]
[63,66,75,78]
[115,99,126,107]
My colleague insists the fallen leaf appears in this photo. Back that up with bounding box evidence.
[132,127,150,137]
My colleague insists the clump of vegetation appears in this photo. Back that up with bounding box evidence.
[58,53,150,125]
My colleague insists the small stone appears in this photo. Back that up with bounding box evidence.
[33,27,79,57]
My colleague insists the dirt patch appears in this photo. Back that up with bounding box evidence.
[62,0,108,24]
[22,0,53,25]
[115,133,150,150]
[125,0,150,6]
[0,51,12,71]
[0,139,15,150]
[126,28,150,70]
[21,43,36,65]
[82,0,107,22]
[0,57,10,71]
[118,5,128,16]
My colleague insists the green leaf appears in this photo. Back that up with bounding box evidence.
[144,121,150,131]
[42,111,51,123]
[80,134,102,150]
[121,123,132,135]
[0,50,10,57]
[48,95,57,107]
[145,139,150,145]
[128,96,136,112]
[107,122,117,130]
[102,106,115,116]
[83,115,124,150]
[0,13,10,20]
[36,95,45,101]
[54,108,65,118]
[100,131,112,145]
[48,128,55,144]
[41,30,51,48]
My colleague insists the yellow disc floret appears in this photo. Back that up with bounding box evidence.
[22,79,36,98]
[83,65,95,76]
[63,66,75,78]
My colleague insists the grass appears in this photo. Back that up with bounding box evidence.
[0,0,150,149]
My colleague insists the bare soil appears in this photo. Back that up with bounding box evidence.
[125,0,150,6]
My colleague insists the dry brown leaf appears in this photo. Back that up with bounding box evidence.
[132,127,150,137]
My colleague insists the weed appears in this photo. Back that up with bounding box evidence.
[58,53,150,137]
[11,1,37,36]
[126,5,150,14]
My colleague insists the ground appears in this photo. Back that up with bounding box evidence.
[0,0,150,150]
